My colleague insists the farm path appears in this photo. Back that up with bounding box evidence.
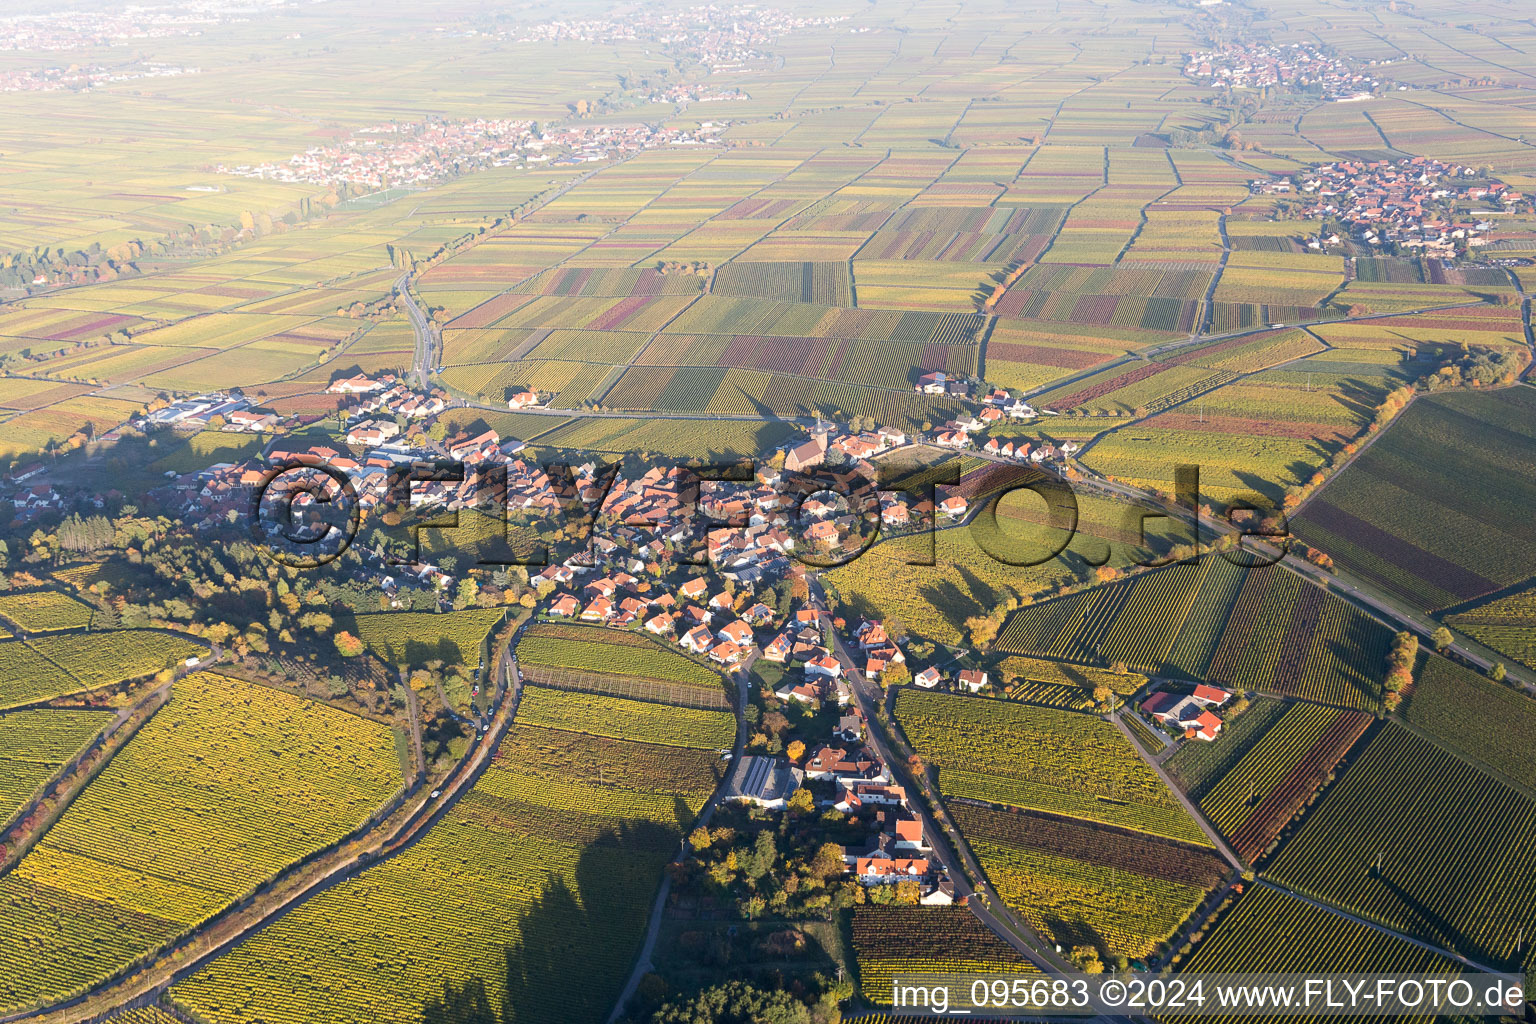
[1253,879,1503,976]
[1112,709,1242,873]
[605,647,753,1024]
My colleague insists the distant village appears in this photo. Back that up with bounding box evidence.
[501,5,849,70]
[218,118,727,190]
[1184,42,1398,101]
[1252,157,1527,254]
[0,0,291,51]
[0,61,198,93]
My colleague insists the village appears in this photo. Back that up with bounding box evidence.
[0,61,198,93]
[1252,156,1527,254]
[1183,42,1396,101]
[217,117,726,190]
[502,4,849,70]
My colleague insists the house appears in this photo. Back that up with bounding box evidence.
[580,597,613,622]
[915,371,950,395]
[679,578,708,602]
[227,409,277,432]
[645,612,675,635]
[549,595,579,617]
[913,666,941,688]
[938,496,968,518]
[956,669,988,693]
[681,625,714,653]
[507,389,540,409]
[893,817,928,852]
[855,857,929,883]
[1192,684,1230,707]
[717,620,753,646]
[835,713,864,743]
[709,640,744,664]
[722,756,803,810]
[1144,690,1226,740]
[776,679,822,704]
[763,632,792,663]
[1189,710,1223,742]
[328,374,384,394]
[805,653,843,679]
[743,602,774,625]
[920,878,957,905]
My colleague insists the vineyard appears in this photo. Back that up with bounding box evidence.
[954,803,1216,958]
[995,558,1388,710]
[0,708,114,823]
[1196,703,1371,862]
[0,630,204,710]
[0,590,93,632]
[851,906,1036,1003]
[892,688,1208,844]
[171,693,727,1024]
[351,608,505,669]
[1400,656,1536,791]
[1264,724,1536,968]
[516,625,725,691]
[1179,885,1467,1003]
[516,686,735,750]
[0,672,402,1013]
[1294,387,1536,612]
[1165,699,1289,796]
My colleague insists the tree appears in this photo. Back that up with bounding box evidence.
[647,980,813,1024]
[1069,945,1104,973]
[688,826,713,852]
[333,631,365,658]
[1431,626,1453,652]
[786,787,814,815]
[1490,662,1507,683]
[786,739,806,761]
[809,841,845,880]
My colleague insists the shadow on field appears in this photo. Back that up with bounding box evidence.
[421,820,678,1024]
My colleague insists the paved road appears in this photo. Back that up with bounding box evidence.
[804,579,1072,975]
[397,271,433,389]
